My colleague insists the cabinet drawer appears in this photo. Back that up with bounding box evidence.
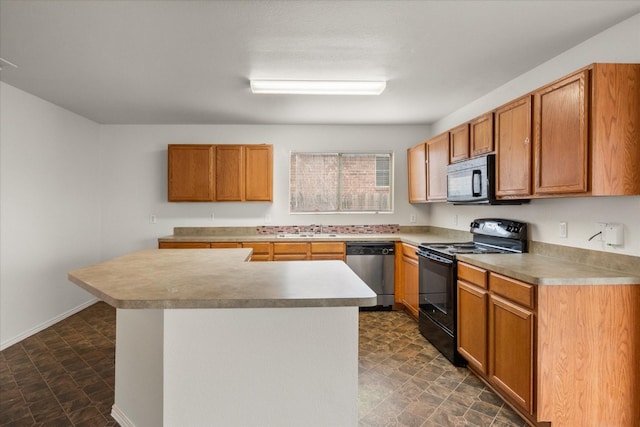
[489,273,535,309]
[458,262,487,289]
[242,242,272,254]
[210,242,241,249]
[158,242,210,249]
[273,243,309,255]
[311,242,345,254]
[273,254,308,261]
[401,244,418,260]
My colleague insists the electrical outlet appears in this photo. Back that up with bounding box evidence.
[559,221,567,238]
[149,214,157,224]
[453,214,458,226]
[265,214,272,224]
[210,213,215,221]
[409,214,417,223]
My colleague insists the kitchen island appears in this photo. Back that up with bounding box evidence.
[68,249,376,427]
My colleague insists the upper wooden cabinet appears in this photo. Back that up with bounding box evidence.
[244,145,273,201]
[168,145,214,201]
[493,63,640,199]
[407,143,427,203]
[533,70,589,195]
[426,133,449,201]
[589,63,640,196]
[470,113,494,156]
[449,123,470,163]
[408,134,448,204]
[168,144,272,202]
[495,96,533,198]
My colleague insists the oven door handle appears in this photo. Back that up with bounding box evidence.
[418,251,454,266]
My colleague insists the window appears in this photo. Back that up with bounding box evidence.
[290,152,393,213]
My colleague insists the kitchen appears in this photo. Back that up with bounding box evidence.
[2,1,640,426]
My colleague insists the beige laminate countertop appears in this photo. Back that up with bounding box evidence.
[68,248,377,309]
[456,253,640,286]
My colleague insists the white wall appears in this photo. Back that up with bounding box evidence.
[423,12,640,257]
[99,125,430,259]
[0,82,102,349]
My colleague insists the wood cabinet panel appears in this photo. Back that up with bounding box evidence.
[470,113,494,156]
[489,273,534,309]
[158,241,211,249]
[407,143,427,203]
[273,242,309,261]
[210,242,241,248]
[310,242,345,261]
[168,145,214,201]
[215,145,244,201]
[489,294,534,415]
[242,242,273,261]
[426,133,449,201]
[400,244,419,319]
[458,262,487,289]
[449,123,470,163]
[244,145,273,201]
[534,70,589,195]
[591,63,640,196]
[495,96,533,198]
[457,280,488,374]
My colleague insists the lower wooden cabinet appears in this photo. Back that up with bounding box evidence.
[310,242,346,261]
[242,242,273,261]
[457,263,488,374]
[489,292,534,414]
[272,242,309,261]
[458,262,640,426]
[397,243,419,319]
[457,262,536,419]
[158,241,211,249]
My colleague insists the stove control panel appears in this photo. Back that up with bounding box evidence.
[470,218,527,240]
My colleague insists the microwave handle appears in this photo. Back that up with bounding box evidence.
[472,169,482,196]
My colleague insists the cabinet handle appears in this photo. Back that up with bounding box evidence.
[524,137,530,144]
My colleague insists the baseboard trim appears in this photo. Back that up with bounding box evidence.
[111,405,136,427]
[0,297,99,351]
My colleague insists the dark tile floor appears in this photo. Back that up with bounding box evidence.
[1,303,527,427]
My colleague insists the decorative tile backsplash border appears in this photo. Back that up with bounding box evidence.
[256,224,400,235]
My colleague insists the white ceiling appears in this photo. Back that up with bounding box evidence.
[1,1,639,125]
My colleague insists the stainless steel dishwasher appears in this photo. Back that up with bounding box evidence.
[346,242,395,310]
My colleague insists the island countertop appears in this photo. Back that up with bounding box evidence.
[68,248,377,309]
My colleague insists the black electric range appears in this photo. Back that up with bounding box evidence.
[415,218,528,366]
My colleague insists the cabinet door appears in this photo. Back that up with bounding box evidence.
[534,70,589,195]
[489,294,534,415]
[426,133,449,201]
[168,145,214,201]
[458,280,488,374]
[407,144,427,203]
[495,96,533,198]
[215,145,244,201]
[245,145,273,201]
[470,113,494,156]
[449,123,470,163]
[401,244,419,319]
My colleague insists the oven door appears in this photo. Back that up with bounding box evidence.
[418,252,455,334]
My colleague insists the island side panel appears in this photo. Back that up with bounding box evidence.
[536,284,640,426]
[112,309,164,427]
[163,306,359,427]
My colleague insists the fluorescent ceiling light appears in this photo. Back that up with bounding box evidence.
[250,80,386,95]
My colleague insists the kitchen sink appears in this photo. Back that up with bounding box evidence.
[275,233,341,238]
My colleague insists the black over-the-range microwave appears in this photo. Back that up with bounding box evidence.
[446,154,528,205]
